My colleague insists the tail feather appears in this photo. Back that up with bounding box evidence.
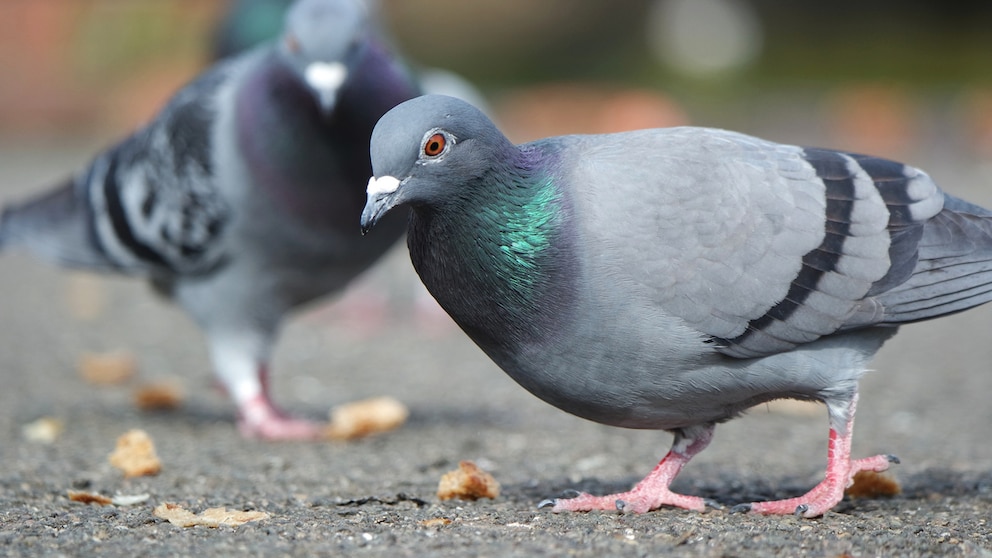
[878,193,992,323]
[0,177,118,270]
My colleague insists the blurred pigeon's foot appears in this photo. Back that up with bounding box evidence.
[237,393,324,441]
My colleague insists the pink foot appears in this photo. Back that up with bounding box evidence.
[540,425,715,513]
[237,393,325,441]
[735,393,899,517]
[740,451,897,517]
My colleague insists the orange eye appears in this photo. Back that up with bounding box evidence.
[423,133,446,157]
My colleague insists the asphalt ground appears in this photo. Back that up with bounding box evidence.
[1,143,992,557]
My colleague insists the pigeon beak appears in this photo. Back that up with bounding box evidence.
[361,175,402,235]
[304,61,348,114]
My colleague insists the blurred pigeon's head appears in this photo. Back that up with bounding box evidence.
[281,0,370,113]
[361,95,513,233]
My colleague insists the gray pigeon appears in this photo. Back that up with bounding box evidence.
[360,94,992,517]
[0,0,418,440]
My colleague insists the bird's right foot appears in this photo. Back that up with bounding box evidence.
[237,395,324,441]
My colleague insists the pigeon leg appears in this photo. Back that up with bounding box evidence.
[738,392,897,517]
[236,364,325,440]
[544,424,715,513]
[211,334,324,441]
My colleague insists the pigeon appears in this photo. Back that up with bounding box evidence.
[0,0,418,440]
[360,94,992,517]
[210,0,490,111]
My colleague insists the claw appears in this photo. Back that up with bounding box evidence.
[729,503,752,514]
[539,425,716,514]
[703,499,723,511]
[537,499,557,509]
[794,504,809,517]
[560,489,581,498]
[886,454,901,465]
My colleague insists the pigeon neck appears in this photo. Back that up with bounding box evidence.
[411,147,574,349]
[234,47,412,230]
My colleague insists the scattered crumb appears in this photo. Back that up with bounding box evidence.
[134,381,185,411]
[846,470,902,499]
[419,518,452,528]
[437,460,500,501]
[108,429,161,478]
[153,503,270,528]
[324,396,409,440]
[67,490,151,507]
[21,417,64,443]
[78,351,137,385]
[67,490,113,506]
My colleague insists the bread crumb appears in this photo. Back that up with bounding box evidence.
[67,490,150,506]
[324,396,409,440]
[419,518,452,527]
[134,381,185,411]
[22,417,64,443]
[437,460,500,501]
[108,429,161,478]
[153,503,270,528]
[67,490,113,506]
[846,470,901,499]
[79,351,137,385]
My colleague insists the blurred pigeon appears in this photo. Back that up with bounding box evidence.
[210,0,489,111]
[0,0,418,440]
[361,94,992,517]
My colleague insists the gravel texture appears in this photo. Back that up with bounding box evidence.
[2,145,992,557]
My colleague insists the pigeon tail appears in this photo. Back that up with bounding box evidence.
[877,193,992,324]
[0,178,115,270]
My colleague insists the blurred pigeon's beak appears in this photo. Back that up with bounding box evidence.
[305,61,348,113]
[361,175,402,235]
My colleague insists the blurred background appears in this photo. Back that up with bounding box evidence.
[2,0,992,163]
[3,0,992,401]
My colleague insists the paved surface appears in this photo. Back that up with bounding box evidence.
[1,143,992,557]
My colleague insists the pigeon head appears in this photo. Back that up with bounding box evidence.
[279,0,370,113]
[361,95,514,233]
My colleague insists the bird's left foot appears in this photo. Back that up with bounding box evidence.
[740,453,898,517]
[237,395,325,441]
[539,424,716,514]
[540,488,711,513]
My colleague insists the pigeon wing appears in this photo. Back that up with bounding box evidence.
[571,127,944,358]
[87,104,229,275]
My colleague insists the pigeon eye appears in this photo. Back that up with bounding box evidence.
[423,133,446,157]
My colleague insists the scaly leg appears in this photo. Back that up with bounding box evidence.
[733,391,898,517]
[211,333,324,441]
[540,424,716,513]
[236,364,325,440]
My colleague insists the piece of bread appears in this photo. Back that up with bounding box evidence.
[324,396,409,440]
[153,503,270,528]
[437,461,500,501]
[108,429,161,478]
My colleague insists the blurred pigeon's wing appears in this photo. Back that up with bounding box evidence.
[1,69,232,276]
[575,128,943,358]
[89,75,231,275]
